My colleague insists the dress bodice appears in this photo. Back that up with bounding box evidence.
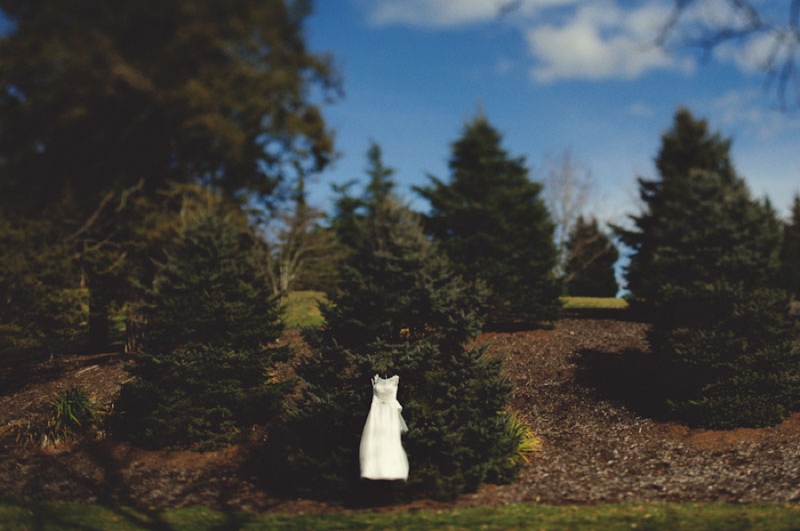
[372,374,399,404]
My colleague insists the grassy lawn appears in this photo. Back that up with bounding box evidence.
[283,290,327,328]
[2,500,799,530]
[561,296,629,309]
[283,293,629,329]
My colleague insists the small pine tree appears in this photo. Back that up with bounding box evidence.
[565,216,619,297]
[267,198,521,502]
[779,194,800,299]
[415,114,561,327]
[618,109,800,429]
[0,210,87,353]
[114,199,292,449]
[330,140,397,251]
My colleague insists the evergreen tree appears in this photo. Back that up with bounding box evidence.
[619,107,738,312]
[331,140,397,250]
[618,109,800,429]
[0,209,87,353]
[113,196,292,449]
[565,216,619,297]
[779,194,800,299]
[266,197,521,502]
[0,0,338,348]
[415,114,561,327]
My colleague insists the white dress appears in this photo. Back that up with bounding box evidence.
[359,374,409,480]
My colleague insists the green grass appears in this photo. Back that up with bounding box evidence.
[282,294,628,328]
[561,296,629,309]
[2,500,800,530]
[283,291,327,328]
[232,292,630,331]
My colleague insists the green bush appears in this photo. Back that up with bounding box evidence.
[0,213,87,354]
[619,109,800,429]
[265,199,521,502]
[113,201,292,450]
[415,114,562,327]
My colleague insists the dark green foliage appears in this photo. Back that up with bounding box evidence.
[618,108,800,429]
[0,0,337,215]
[0,210,87,354]
[618,108,739,310]
[113,204,292,450]
[779,194,800,299]
[0,0,338,349]
[565,216,619,297]
[415,114,561,327]
[267,198,521,502]
[331,140,397,250]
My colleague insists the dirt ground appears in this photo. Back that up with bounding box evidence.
[1,311,800,513]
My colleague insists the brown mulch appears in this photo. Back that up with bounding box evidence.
[1,313,800,513]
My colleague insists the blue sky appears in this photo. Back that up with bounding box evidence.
[304,0,800,224]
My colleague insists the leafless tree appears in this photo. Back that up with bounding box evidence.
[259,182,335,301]
[659,0,800,108]
[542,149,595,277]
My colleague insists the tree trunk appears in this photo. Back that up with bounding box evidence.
[125,312,145,354]
[87,274,118,353]
[87,289,111,352]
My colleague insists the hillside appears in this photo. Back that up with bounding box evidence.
[1,313,799,512]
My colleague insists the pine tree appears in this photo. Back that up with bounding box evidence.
[415,114,561,327]
[266,197,521,502]
[618,107,738,312]
[0,210,87,353]
[331,140,397,250]
[779,194,800,299]
[618,109,800,429]
[113,197,292,449]
[565,216,619,297]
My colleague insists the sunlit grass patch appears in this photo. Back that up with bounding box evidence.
[283,291,327,328]
[2,500,800,530]
[561,296,628,309]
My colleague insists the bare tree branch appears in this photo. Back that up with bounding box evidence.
[259,196,335,299]
[542,149,594,277]
[662,0,800,109]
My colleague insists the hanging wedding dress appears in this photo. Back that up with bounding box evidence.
[359,374,409,480]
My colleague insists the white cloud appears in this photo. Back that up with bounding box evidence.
[364,0,578,28]
[358,0,697,82]
[659,0,792,78]
[366,0,498,27]
[703,88,800,138]
[526,2,695,82]
[714,32,788,74]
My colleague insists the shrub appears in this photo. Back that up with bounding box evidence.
[113,200,292,450]
[618,109,800,428]
[415,114,562,327]
[0,213,87,354]
[265,199,521,502]
[47,386,97,444]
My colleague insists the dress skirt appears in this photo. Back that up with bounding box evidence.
[359,374,409,480]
